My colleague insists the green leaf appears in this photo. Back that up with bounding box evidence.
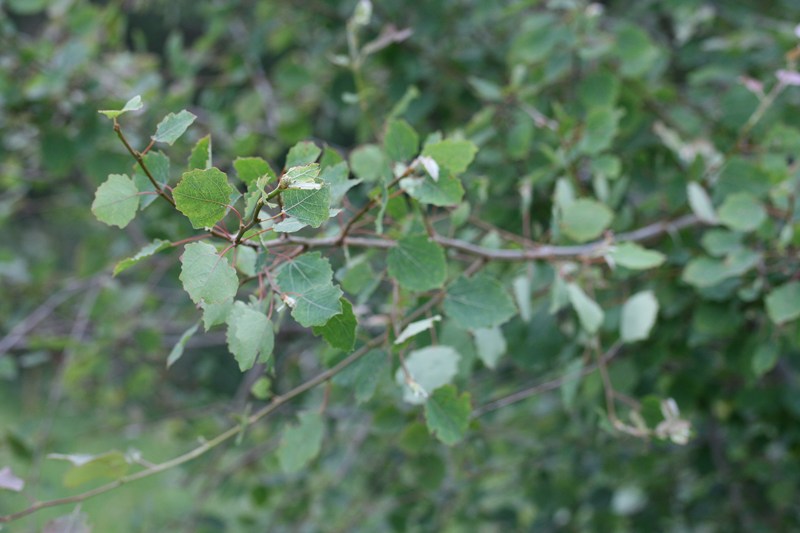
[312,298,357,352]
[681,249,761,288]
[333,349,387,404]
[285,140,322,168]
[187,134,212,170]
[226,301,274,371]
[620,290,659,343]
[234,246,258,276]
[388,85,420,119]
[508,13,560,64]
[277,412,324,474]
[320,161,359,204]
[98,95,143,119]
[152,109,197,145]
[394,315,442,345]
[422,139,478,175]
[424,385,471,446]
[396,346,461,404]
[113,239,171,276]
[687,182,718,224]
[567,283,604,334]
[507,114,534,160]
[234,156,276,186]
[609,242,666,270]
[384,119,419,162]
[591,154,622,179]
[91,174,139,228]
[276,252,343,327]
[550,274,570,314]
[752,345,779,377]
[350,144,391,182]
[765,281,800,325]
[201,301,232,331]
[281,163,320,187]
[578,70,620,108]
[444,273,517,329]
[399,172,465,206]
[173,168,233,229]
[512,275,532,322]
[579,107,622,155]
[271,217,308,233]
[6,0,48,14]
[179,242,239,305]
[615,23,661,78]
[468,76,503,101]
[387,235,447,291]
[320,146,344,168]
[560,198,613,242]
[250,377,272,400]
[167,321,199,368]
[282,185,331,228]
[473,326,506,369]
[718,192,767,232]
[49,451,129,488]
[701,230,742,257]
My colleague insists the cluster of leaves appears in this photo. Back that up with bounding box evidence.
[3,0,800,531]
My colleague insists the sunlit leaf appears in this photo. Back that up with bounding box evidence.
[285,140,322,168]
[567,283,604,334]
[282,184,331,228]
[560,198,613,243]
[620,290,659,342]
[234,156,276,186]
[114,239,171,276]
[395,315,442,345]
[173,168,233,229]
[765,281,800,325]
[152,109,196,145]
[422,139,478,174]
[226,302,274,371]
[91,174,139,228]
[98,95,143,119]
[179,242,239,305]
[276,252,343,327]
[609,242,666,270]
[396,346,461,404]
[384,119,419,162]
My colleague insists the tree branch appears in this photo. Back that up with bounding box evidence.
[113,121,175,208]
[261,213,701,262]
[1,300,434,523]
[472,342,623,417]
[0,277,104,356]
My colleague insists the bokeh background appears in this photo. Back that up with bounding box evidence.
[2,0,800,531]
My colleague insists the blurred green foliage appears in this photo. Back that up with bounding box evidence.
[2,0,800,531]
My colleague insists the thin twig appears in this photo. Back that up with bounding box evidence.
[473,342,623,417]
[263,213,701,262]
[2,298,468,522]
[113,121,175,207]
[0,277,103,356]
